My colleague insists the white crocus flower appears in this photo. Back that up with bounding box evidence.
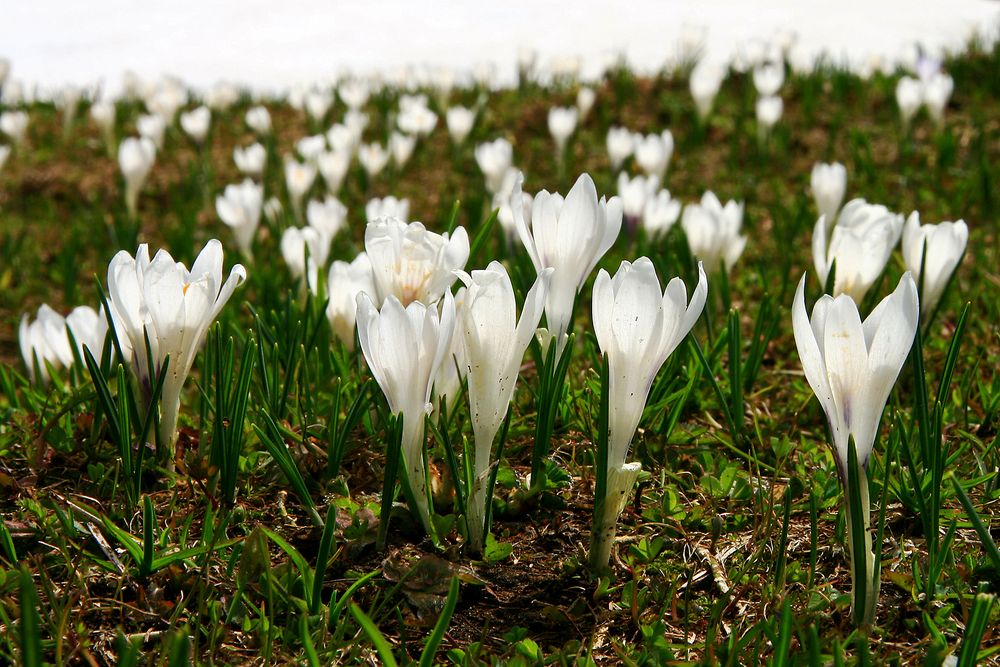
[896,77,923,127]
[179,106,211,146]
[216,179,263,258]
[234,143,266,179]
[548,106,579,157]
[690,61,726,121]
[304,89,333,123]
[245,105,271,135]
[358,143,389,178]
[284,158,317,220]
[357,291,457,535]
[365,217,469,306]
[306,195,347,242]
[326,124,357,156]
[108,240,246,457]
[296,134,327,163]
[756,96,783,135]
[643,189,682,240]
[681,192,746,273]
[366,196,410,224]
[19,304,74,384]
[118,137,157,218]
[281,227,326,290]
[813,199,903,303]
[606,126,635,172]
[922,72,953,127]
[634,131,674,183]
[576,86,596,120]
[752,61,784,96]
[137,113,166,150]
[901,213,967,318]
[792,271,918,629]
[494,168,532,242]
[398,103,438,137]
[475,138,513,195]
[389,131,417,168]
[317,149,351,194]
[591,257,707,570]
[446,106,475,145]
[511,172,622,351]
[0,144,10,172]
[66,305,110,363]
[205,82,239,111]
[617,173,659,227]
[0,110,29,146]
[338,79,370,110]
[811,162,848,224]
[456,262,552,552]
[325,252,375,349]
[90,100,116,152]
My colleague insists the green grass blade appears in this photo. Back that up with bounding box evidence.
[349,604,399,667]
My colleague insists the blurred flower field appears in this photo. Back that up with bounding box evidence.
[0,35,999,665]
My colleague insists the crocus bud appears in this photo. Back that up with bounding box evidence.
[20,304,73,384]
[475,138,513,195]
[118,136,157,217]
[446,106,475,145]
[0,110,29,146]
[576,86,596,120]
[305,89,333,123]
[901,212,967,318]
[922,72,953,127]
[895,77,922,127]
[296,134,327,163]
[810,162,847,224]
[756,96,783,133]
[690,61,725,120]
[548,106,579,155]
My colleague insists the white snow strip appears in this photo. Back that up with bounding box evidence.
[2,0,999,93]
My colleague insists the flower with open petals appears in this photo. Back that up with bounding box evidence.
[234,143,266,179]
[511,172,622,349]
[681,191,746,273]
[20,304,73,384]
[590,258,707,570]
[813,199,903,303]
[365,217,469,306]
[108,240,246,453]
[753,61,784,96]
[792,271,918,627]
[634,131,674,183]
[358,143,389,178]
[245,106,271,135]
[642,189,682,240]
